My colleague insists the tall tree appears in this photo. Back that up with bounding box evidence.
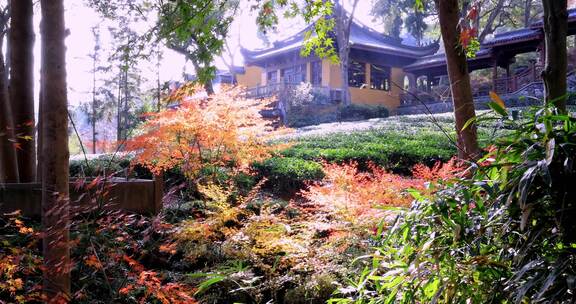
[371,0,434,45]
[91,26,100,154]
[159,0,238,95]
[542,0,568,112]
[434,0,480,159]
[9,0,35,182]
[107,16,144,142]
[524,0,534,27]
[334,0,360,106]
[0,4,18,183]
[40,0,70,300]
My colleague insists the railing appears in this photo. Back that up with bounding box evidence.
[401,65,546,106]
[494,65,542,95]
[245,82,343,103]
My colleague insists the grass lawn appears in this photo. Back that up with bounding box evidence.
[272,112,503,174]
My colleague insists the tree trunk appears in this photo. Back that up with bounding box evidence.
[524,0,533,27]
[92,50,97,154]
[542,0,568,112]
[37,18,45,182]
[338,52,351,105]
[157,49,162,112]
[478,0,506,43]
[334,0,359,106]
[167,42,215,95]
[123,67,129,140]
[192,60,214,95]
[40,0,70,300]
[9,0,36,182]
[117,68,122,142]
[0,31,19,183]
[435,0,480,160]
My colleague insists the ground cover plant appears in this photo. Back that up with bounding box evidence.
[328,104,576,303]
[3,81,468,303]
[269,112,506,177]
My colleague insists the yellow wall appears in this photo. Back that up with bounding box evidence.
[237,65,263,88]
[350,67,404,113]
[321,60,332,87]
[329,61,343,88]
[239,60,405,113]
[322,59,404,113]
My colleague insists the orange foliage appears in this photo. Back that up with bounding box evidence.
[84,139,118,154]
[117,271,197,304]
[127,84,282,177]
[0,212,43,303]
[411,157,462,181]
[301,162,426,222]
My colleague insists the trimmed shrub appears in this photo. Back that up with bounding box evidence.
[252,157,324,192]
[339,104,389,121]
[69,154,145,178]
[281,130,455,174]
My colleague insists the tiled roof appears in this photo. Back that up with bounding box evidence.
[482,28,542,47]
[404,48,492,72]
[241,20,439,64]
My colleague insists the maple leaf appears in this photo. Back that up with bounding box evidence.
[18,135,33,141]
[489,91,506,108]
[460,28,473,48]
[467,4,479,21]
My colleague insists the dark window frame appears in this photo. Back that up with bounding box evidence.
[310,61,322,86]
[348,61,366,88]
[281,64,307,84]
[267,70,278,84]
[370,64,391,91]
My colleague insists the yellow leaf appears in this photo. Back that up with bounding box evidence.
[489,91,506,109]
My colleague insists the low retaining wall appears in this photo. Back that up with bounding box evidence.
[397,90,576,116]
[0,176,163,217]
[397,98,544,116]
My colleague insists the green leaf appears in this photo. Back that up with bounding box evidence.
[488,101,508,117]
[194,275,227,295]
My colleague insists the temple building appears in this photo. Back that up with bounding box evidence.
[236,21,439,114]
[236,9,576,115]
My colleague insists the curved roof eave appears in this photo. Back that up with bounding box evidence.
[404,48,493,73]
[242,19,440,65]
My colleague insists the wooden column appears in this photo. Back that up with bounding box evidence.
[407,73,417,91]
[365,63,371,88]
[492,61,498,92]
[506,62,513,93]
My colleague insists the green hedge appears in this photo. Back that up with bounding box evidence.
[339,104,389,121]
[287,104,390,128]
[69,155,147,178]
[281,130,456,174]
[252,157,325,193]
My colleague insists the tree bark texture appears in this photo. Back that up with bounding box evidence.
[334,0,359,106]
[524,0,534,27]
[0,23,19,183]
[9,0,36,182]
[40,0,71,300]
[92,47,97,154]
[117,68,123,142]
[435,0,480,160]
[542,0,568,112]
[478,0,506,43]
